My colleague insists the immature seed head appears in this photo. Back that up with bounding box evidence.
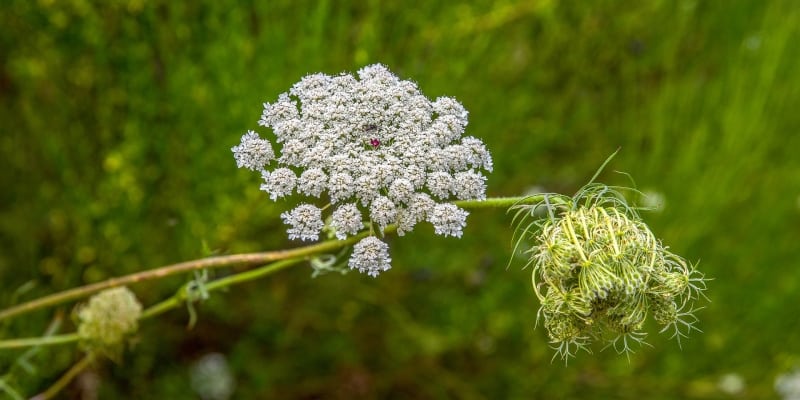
[516,185,707,360]
[76,286,142,359]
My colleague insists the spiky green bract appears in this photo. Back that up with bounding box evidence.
[76,286,142,361]
[511,184,707,362]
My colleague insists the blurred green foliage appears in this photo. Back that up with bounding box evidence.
[1,0,799,398]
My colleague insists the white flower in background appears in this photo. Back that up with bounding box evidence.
[641,189,666,213]
[776,368,800,400]
[233,64,492,276]
[718,373,745,395]
[190,353,236,400]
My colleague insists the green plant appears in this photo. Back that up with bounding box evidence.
[0,64,707,399]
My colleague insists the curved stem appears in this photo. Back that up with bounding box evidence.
[0,195,544,323]
[140,257,304,320]
[30,353,94,400]
[0,258,306,350]
[564,215,588,263]
[0,234,368,322]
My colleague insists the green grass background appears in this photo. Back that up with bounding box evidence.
[1,0,799,398]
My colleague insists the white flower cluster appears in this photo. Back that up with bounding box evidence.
[233,64,493,277]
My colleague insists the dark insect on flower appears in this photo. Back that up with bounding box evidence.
[362,124,380,148]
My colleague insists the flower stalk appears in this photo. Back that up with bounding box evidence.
[0,195,546,325]
[0,231,370,323]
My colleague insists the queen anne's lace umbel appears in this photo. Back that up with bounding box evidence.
[233,64,492,276]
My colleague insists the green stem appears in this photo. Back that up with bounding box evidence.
[454,195,546,209]
[564,215,589,263]
[31,354,94,400]
[0,195,545,323]
[0,333,79,350]
[0,234,368,323]
[0,258,305,351]
[140,257,304,320]
[0,380,25,400]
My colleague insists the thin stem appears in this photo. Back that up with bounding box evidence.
[0,193,560,395]
[0,333,79,350]
[0,380,25,400]
[140,257,304,320]
[1,311,65,385]
[454,195,545,209]
[0,259,305,351]
[138,297,181,321]
[30,354,94,400]
[564,215,588,263]
[205,258,304,292]
[0,234,368,322]
[0,195,541,323]
[600,207,621,257]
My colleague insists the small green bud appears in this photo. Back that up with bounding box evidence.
[651,296,678,325]
[546,315,583,343]
[76,286,142,359]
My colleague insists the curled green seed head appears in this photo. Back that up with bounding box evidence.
[513,184,707,361]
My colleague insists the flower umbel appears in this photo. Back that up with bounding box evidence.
[76,286,143,359]
[280,203,324,241]
[233,64,492,276]
[348,236,392,277]
[512,184,707,361]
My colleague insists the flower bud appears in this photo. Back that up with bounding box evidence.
[76,286,142,358]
